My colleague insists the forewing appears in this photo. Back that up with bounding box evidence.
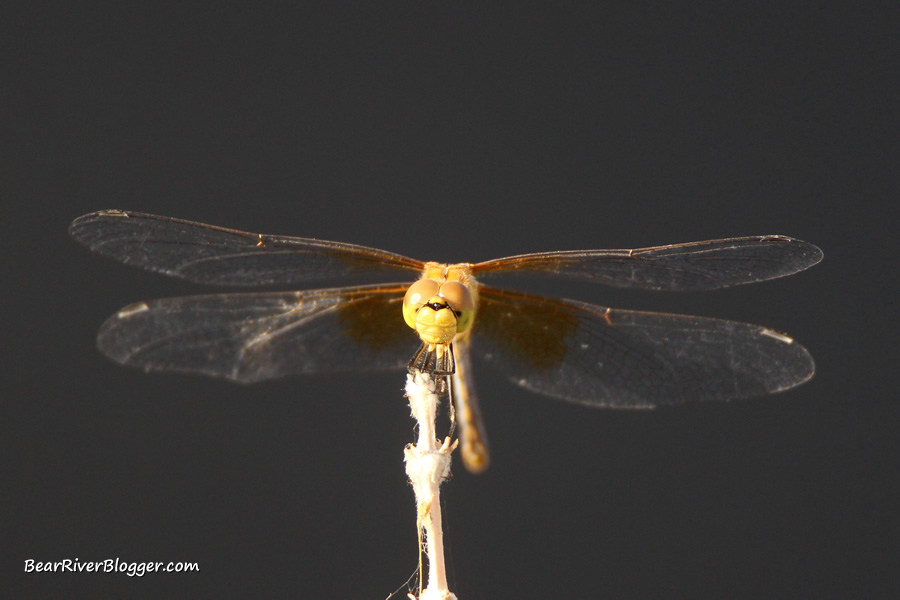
[97,284,416,383]
[472,236,823,291]
[473,287,815,407]
[70,210,425,286]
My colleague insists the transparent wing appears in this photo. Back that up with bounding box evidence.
[473,286,815,407]
[472,235,823,291]
[97,284,416,383]
[70,210,425,286]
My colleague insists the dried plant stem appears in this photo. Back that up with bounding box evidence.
[404,371,458,600]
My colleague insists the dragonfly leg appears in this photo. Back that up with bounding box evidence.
[408,342,456,377]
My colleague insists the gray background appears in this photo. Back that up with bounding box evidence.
[4,3,897,598]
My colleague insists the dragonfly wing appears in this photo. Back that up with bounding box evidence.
[97,284,416,383]
[70,210,425,286]
[473,287,815,407]
[473,236,822,291]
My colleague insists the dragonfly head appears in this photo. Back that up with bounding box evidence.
[403,278,475,344]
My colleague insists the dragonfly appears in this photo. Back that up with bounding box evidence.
[70,210,822,472]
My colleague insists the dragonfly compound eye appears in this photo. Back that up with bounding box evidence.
[403,279,441,330]
[439,281,475,333]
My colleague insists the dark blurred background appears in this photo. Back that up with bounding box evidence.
[3,3,897,598]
